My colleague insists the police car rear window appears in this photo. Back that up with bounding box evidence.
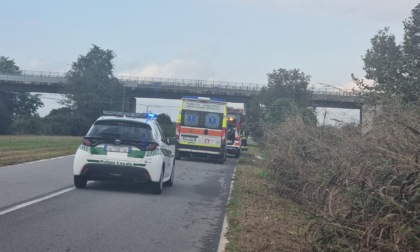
[87,120,153,141]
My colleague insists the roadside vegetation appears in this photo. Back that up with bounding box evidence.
[225,5,420,251]
[226,99,420,251]
[0,135,81,167]
[261,99,420,251]
[226,144,307,251]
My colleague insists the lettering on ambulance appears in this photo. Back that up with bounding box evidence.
[183,102,224,113]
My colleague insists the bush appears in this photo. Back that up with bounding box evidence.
[261,98,420,251]
[11,116,43,134]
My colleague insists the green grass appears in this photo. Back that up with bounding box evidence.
[224,144,306,251]
[225,145,263,251]
[0,135,82,167]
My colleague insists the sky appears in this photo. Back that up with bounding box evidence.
[1,0,418,124]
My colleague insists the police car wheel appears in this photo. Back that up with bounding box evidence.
[151,168,164,194]
[164,163,175,187]
[74,175,87,188]
[235,149,241,158]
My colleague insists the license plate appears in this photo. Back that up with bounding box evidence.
[183,136,196,141]
[105,145,131,153]
[227,140,234,144]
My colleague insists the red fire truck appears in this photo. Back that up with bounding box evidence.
[227,107,245,132]
[227,107,248,153]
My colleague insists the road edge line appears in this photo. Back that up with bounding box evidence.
[217,161,237,252]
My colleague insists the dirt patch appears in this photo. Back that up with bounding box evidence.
[225,147,307,251]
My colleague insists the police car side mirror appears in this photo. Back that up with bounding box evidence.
[167,137,178,146]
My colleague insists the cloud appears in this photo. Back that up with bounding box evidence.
[118,45,220,80]
[312,78,375,92]
[234,0,418,23]
[118,58,214,80]
[19,59,69,73]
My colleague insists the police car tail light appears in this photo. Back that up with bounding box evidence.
[139,142,158,151]
[82,138,92,146]
[146,142,158,151]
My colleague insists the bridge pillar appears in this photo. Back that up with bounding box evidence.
[128,97,136,113]
[243,100,249,121]
[361,103,380,134]
[124,96,136,113]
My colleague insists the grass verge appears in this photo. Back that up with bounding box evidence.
[225,144,307,251]
[0,135,81,167]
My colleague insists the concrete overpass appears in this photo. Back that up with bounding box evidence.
[0,71,362,110]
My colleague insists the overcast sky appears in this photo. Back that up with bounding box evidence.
[2,0,418,123]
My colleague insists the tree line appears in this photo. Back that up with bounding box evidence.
[2,3,420,137]
[0,46,176,136]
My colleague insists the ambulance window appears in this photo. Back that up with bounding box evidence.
[183,111,199,127]
[204,113,221,129]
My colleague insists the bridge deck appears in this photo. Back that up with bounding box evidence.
[0,71,361,109]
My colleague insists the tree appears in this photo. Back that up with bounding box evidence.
[43,107,89,135]
[265,98,299,124]
[245,95,265,138]
[0,56,21,74]
[157,113,173,125]
[261,68,313,109]
[402,4,420,100]
[356,4,420,102]
[361,28,404,94]
[157,113,175,137]
[0,57,43,134]
[246,68,315,137]
[61,44,123,134]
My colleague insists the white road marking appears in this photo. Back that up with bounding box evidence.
[0,187,75,216]
[217,161,238,252]
[0,155,75,169]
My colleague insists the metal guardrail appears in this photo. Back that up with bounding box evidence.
[0,70,357,96]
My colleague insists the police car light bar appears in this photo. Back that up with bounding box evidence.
[103,110,148,118]
[146,112,157,119]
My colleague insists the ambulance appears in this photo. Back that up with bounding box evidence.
[175,96,227,163]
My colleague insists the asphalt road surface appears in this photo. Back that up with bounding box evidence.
[0,155,236,252]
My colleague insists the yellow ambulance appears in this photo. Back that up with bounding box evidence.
[175,96,227,163]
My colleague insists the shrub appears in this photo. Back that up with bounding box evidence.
[261,98,420,251]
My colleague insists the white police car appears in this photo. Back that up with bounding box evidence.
[73,111,177,194]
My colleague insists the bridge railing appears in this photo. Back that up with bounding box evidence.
[118,75,264,91]
[19,70,66,77]
[0,71,67,84]
[0,70,264,91]
[0,70,358,96]
[312,88,356,96]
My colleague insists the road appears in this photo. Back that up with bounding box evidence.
[0,155,237,252]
